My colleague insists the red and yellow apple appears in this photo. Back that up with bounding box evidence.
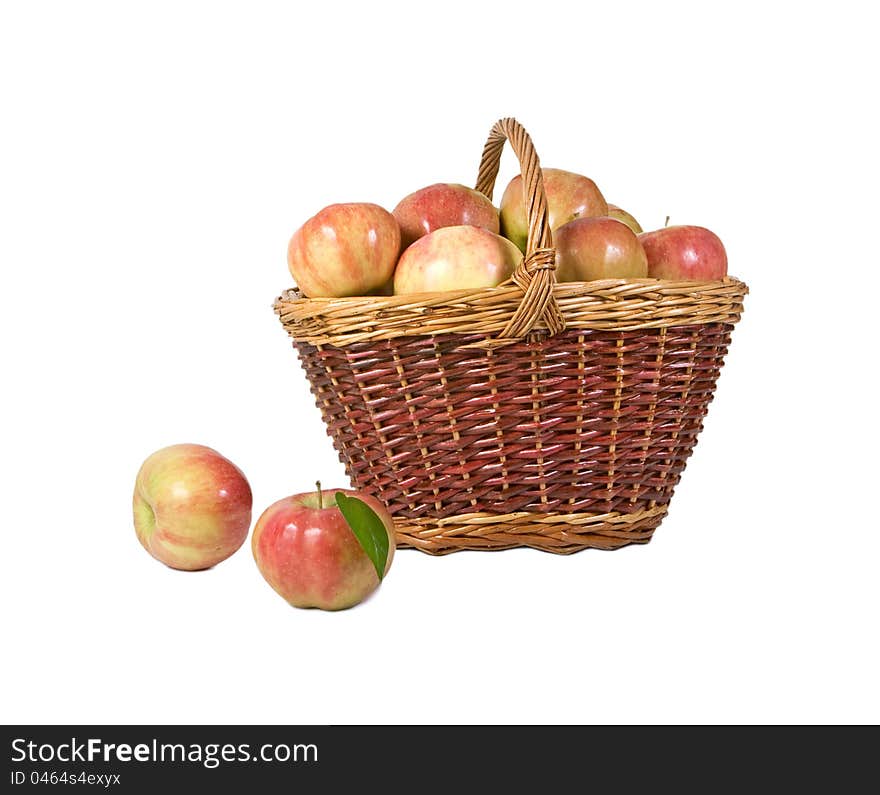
[133,444,252,571]
[393,183,499,249]
[252,487,396,611]
[606,204,643,234]
[639,225,728,280]
[287,202,400,298]
[555,217,648,282]
[393,225,521,294]
[500,167,608,252]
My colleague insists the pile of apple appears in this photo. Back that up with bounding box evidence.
[287,167,728,299]
[133,444,395,611]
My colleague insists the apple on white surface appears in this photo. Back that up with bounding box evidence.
[555,216,648,281]
[393,225,521,294]
[392,182,499,249]
[500,167,608,252]
[252,484,396,611]
[638,225,728,280]
[133,444,252,571]
[606,204,643,234]
[287,202,401,297]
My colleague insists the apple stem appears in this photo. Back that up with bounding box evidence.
[316,480,323,510]
[664,215,670,227]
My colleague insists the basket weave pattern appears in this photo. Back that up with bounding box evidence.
[293,322,733,553]
[277,118,747,554]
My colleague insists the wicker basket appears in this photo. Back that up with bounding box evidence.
[275,118,748,554]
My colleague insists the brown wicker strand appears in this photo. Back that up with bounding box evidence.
[394,505,669,555]
[605,337,625,510]
[630,326,665,509]
[656,329,699,502]
[473,118,565,341]
[390,348,441,513]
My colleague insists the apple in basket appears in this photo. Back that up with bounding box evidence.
[555,216,648,281]
[606,203,643,234]
[500,167,608,252]
[287,202,400,298]
[393,183,499,249]
[638,225,728,280]
[252,483,396,611]
[133,444,252,570]
[393,225,522,294]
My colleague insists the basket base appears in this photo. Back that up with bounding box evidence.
[393,505,668,555]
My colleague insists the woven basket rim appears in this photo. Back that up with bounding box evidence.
[275,276,748,347]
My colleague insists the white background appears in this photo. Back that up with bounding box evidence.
[1,0,877,725]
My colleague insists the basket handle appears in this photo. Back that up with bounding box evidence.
[475,118,565,339]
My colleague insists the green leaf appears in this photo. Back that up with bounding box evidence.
[335,493,389,581]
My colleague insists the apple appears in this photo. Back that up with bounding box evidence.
[638,225,728,280]
[287,202,400,298]
[606,204,643,234]
[393,225,521,294]
[500,167,608,252]
[133,444,252,571]
[393,183,499,249]
[555,217,648,282]
[252,485,396,611]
